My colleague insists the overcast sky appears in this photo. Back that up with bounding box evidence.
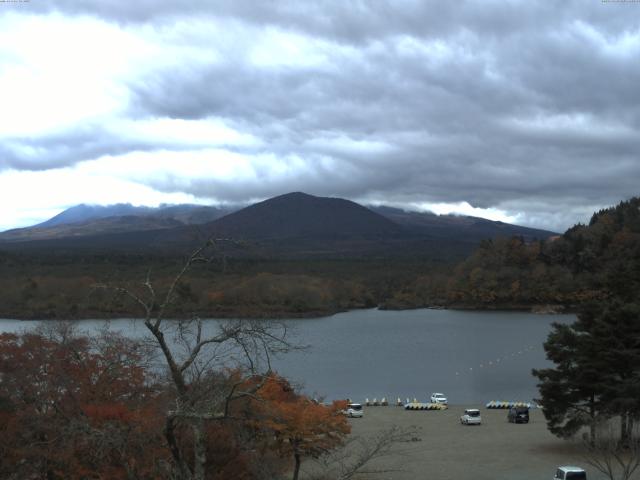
[1,1,639,232]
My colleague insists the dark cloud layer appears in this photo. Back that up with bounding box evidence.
[6,1,640,231]
[22,1,638,43]
[1,127,148,171]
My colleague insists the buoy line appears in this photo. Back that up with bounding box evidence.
[454,345,537,377]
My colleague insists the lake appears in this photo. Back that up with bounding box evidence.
[0,308,573,405]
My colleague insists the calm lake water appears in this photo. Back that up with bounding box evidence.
[0,309,573,405]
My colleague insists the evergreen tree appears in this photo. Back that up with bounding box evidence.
[582,301,640,445]
[533,319,606,442]
[534,300,640,444]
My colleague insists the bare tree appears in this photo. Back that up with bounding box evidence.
[98,240,294,480]
[582,423,640,480]
[305,425,418,480]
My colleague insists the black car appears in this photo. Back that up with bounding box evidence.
[507,406,529,423]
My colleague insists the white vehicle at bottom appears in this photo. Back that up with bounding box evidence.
[343,403,364,418]
[460,408,482,425]
[430,392,448,404]
[553,466,586,480]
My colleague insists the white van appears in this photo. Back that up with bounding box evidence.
[460,408,481,425]
[430,392,448,404]
[554,466,586,480]
[343,403,364,418]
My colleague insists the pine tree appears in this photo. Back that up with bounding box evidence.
[533,300,640,444]
[582,301,640,445]
[533,319,606,442]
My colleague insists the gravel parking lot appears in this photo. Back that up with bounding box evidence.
[340,405,610,480]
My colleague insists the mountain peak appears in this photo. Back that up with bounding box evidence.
[275,192,314,199]
[206,192,402,239]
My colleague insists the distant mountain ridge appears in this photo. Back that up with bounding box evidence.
[1,203,236,242]
[0,193,557,258]
[369,206,552,243]
[36,204,157,228]
[38,203,237,227]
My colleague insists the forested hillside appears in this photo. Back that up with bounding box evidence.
[392,197,640,310]
[0,251,437,319]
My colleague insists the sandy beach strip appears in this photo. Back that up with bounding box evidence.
[318,405,608,480]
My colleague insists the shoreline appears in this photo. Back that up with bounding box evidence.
[3,303,573,322]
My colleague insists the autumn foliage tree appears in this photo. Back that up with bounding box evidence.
[0,328,353,479]
[251,375,350,480]
[0,325,166,479]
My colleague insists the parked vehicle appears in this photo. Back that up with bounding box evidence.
[343,403,364,418]
[460,408,481,425]
[507,406,530,423]
[430,392,448,404]
[553,466,586,479]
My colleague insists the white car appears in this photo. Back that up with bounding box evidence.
[430,393,448,404]
[343,403,364,418]
[460,408,482,425]
[553,466,586,480]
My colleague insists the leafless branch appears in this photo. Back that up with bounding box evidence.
[305,425,419,480]
[583,423,640,480]
[94,238,297,480]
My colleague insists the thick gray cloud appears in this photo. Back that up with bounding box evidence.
[1,126,153,171]
[0,123,253,172]
[21,1,638,43]
[5,0,640,231]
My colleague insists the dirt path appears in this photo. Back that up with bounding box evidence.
[325,405,613,480]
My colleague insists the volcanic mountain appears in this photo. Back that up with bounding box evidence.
[202,192,403,239]
[0,192,556,259]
